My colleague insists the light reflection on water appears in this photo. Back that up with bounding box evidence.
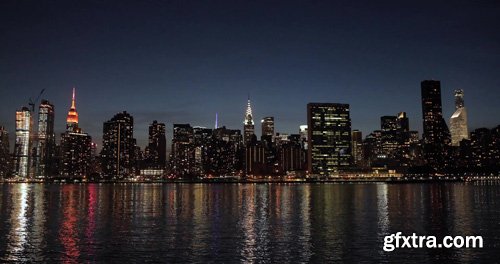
[0,182,499,263]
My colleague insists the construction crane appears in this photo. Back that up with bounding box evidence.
[28,89,45,112]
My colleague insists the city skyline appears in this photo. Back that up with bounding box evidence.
[0,83,498,153]
[1,1,500,150]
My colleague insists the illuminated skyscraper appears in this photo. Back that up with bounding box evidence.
[60,89,92,180]
[0,126,11,179]
[307,103,352,176]
[66,87,79,132]
[101,111,136,180]
[450,89,469,146]
[243,98,255,145]
[13,107,33,179]
[35,100,55,179]
[421,80,451,168]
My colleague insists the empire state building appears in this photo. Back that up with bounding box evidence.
[66,87,79,132]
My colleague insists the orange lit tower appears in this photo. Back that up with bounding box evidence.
[66,87,79,132]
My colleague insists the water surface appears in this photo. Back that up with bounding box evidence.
[1,183,499,263]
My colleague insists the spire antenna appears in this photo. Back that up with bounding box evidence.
[215,113,218,129]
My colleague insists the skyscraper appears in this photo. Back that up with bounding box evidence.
[351,129,364,167]
[243,98,255,145]
[101,111,136,180]
[145,120,166,169]
[450,89,469,146]
[35,100,55,179]
[60,88,92,180]
[13,107,32,179]
[261,117,274,138]
[421,80,451,168]
[66,87,79,132]
[299,125,308,150]
[170,124,195,177]
[380,116,399,157]
[307,103,352,176]
[0,126,11,179]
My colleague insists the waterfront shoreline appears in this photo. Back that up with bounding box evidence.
[2,176,499,184]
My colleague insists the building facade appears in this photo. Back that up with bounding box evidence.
[145,120,166,170]
[450,89,469,146]
[307,103,352,176]
[101,111,136,180]
[261,117,275,138]
[0,126,11,179]
[421,80,451,169]
[35,99,55,179]
[13,107,32,179]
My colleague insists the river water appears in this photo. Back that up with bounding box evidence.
[0,182,499,263]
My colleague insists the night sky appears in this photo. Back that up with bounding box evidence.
[1,0,499,151]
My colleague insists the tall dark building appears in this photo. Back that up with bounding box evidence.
[421,80,451,168]
[380,116,399,157]
[145,120,166,169]
[261,117,274,138]
[278,134,306,174]
[351,129,364,167]
[0,126,11,179]
[307,103,352,176]
[101,111,136,180]
[60,88,92,180]
[35,100,55,179]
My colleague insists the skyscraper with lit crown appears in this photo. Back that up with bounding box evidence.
[450,89,469,146]
[243,98,255,145]
[60,88,92,180]
[66,87,79,132]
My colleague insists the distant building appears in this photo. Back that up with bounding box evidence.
[0,126,11,179]
[145,120,166,170]
[307,103,352,176]
[351,130,364,167]
[279,134,306,174]
[60,88,92,180]
[101,111,136,180]
[245,135,267,176]
[450,89,469,146]
[299,125,308,150]
[35,99,55,179]
[170,124,195,178]
[209,126,243,176]
[261,117,275,138]
[13,107,32,179]
[467,126,500,168]
[421,80,451,168]
[243,98,255,145]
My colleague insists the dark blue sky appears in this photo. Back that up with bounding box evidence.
[1,0,499,150]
